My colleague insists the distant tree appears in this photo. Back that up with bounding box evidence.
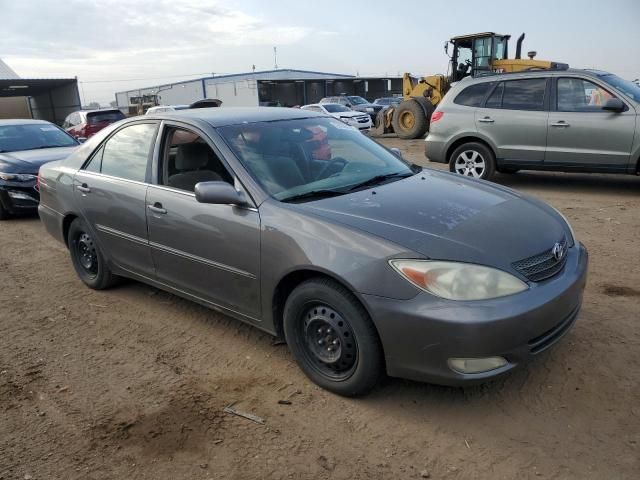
[83,101,101,109]
[109,100,118,107]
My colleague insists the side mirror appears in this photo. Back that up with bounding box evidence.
[77,137,87,144]
[390,147,403,159]
[194,181,248,206]
[602,98,625,112]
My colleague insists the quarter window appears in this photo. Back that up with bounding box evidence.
[501,78,547,111]
[99,123,157,182]
[557,78,616,112]
[454,82,493,107]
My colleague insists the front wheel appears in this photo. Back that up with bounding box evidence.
[392,100,429,139]
[449,142,496,181]
[68,218,118,289]
[283,278,383,396]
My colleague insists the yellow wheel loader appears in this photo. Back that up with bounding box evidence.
[376,32,568,139]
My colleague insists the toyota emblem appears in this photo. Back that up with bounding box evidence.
[552,242,565,262]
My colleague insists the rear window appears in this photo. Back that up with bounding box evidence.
[454,82,493,107]
[87,110,126,124]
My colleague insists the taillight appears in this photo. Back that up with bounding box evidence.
[430,111,444,124]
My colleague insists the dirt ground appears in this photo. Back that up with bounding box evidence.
[1,138,639,480]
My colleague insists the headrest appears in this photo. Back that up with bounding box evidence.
[175,142,209,170]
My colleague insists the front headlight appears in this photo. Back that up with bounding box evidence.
[0,172,37,182]
[550,206,576,245]
[365,107,374,112]
[389,260,528,301]
[338,116,351,124]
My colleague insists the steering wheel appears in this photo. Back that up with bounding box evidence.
[316,157,347,180]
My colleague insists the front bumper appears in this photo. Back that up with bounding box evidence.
[363,243,589,386]
[0,183,40,214]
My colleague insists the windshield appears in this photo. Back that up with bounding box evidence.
[347,96,369,105]
[598,73,640,102]
[219,117,414,202]
[323,104,351,113]
[0,123,78,153]
[87,110,125,124]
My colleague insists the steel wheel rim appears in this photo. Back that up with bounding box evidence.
[76,232,98,276]
[301,304,358,380]
[399,111,415,129]
[454,150,486,178]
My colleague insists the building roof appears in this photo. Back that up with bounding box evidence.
[0,58,20,79]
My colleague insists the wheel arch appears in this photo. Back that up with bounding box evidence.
[270,268,379,343]
[445,135,497,165]
[62,213,79,248]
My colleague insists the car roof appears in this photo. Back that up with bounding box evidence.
[0,118,53,126]
[147,106,324,127]
[468,68,612,83]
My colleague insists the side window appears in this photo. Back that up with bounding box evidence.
[454,82,493,107]
[485,82,504,108]
[501,78,547,111]
[557,78,616,112]
[161,127,233,192]
[100,123,157,182]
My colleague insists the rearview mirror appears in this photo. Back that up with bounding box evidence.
[77,137,87,144]
[390,147,403,159]
[194,181,248,206]
[602,98,625,112]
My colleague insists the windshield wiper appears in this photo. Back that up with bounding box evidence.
[347,172,413,192]
[280,189,346,203]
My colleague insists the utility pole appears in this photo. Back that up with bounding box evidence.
[273,47,278,70]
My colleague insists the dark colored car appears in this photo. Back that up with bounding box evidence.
[0,119,78,219]
[38,107,588,396]
[320,95,384,120]
[63,108,126,141]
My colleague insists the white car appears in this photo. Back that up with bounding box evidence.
[301,103,372,132]
[145,105,190,115]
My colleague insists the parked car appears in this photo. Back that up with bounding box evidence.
[63,108,126,141]
[0,119,78,219]
[426,69,640,180]
[301,103,372,131]
[320,95,384,120]
[373,97,402,107]
[38,107,587,396]
[146,105,189,114]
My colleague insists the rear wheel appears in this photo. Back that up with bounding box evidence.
[283,278,383,396]
[449,142,496,181]
[68,218,118,289]
[392,100,429,139]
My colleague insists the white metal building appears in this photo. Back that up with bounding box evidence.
[115,69,402,113]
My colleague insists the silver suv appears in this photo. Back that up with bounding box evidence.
[425,69,640,180]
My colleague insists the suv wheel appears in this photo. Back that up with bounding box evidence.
[283,278,383,396]
[449,142,496,180]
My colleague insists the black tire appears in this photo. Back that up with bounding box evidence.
[392,100,429,139]
[449,142,496,181]
[0,202,9,220]
[67,218,117,289]
[283,278,383,396]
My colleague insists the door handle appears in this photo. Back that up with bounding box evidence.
[551,121,570,127]
[77,183,91,194]
[478,117,494,123]
[147,203,167,214]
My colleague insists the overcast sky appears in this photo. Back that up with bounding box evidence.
[1,0,639,104]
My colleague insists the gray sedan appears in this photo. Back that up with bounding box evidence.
[38,107,588,396]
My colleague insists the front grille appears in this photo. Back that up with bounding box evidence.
[528,306,579,354]
[512,238,568,282]
[355,115,369,123]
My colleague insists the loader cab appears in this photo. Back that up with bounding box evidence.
[449,32,510,82]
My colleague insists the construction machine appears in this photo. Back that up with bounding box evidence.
[376,32,568,139]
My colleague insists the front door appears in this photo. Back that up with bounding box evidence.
[475,77,550,164]
[73,122,158,276]
[146,123,261,319]
[546,77,636,169]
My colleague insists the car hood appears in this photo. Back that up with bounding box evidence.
[0,146,78,173]
[297,170,567,272]
[334,111,370,118]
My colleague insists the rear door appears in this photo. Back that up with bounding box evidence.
[145,121,261,319]
[546,76,636,170]
[475,77,550,164]
[73,121,158,277]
